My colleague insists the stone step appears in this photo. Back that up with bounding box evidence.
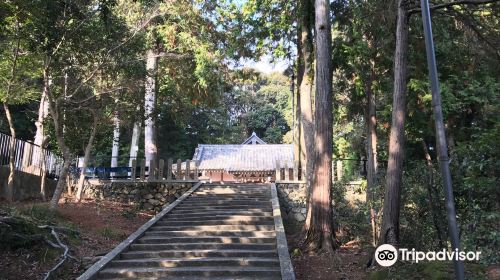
[172,206,273,211]
[137,236,276,244]
[183,199,271,203]
[102,277,279,280]
[178,201,272,208]
[165,212,273,219]
[143,230,276,237]
[193,192,270,196]
[108,257,280,268]
[189,192,271,199]
[170,208,272,214]
[129,242,276,251]
[98,266,281,279]
[163,215,274,222]
[196,188,269,192]
[120,249,278,259]
[149,225,275,232]
[155,219,274,226]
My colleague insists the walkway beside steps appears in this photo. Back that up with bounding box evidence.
[78,182,295,280]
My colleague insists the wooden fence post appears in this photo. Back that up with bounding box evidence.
[140,159,146,181]
[131,159,137,181]
[167,158,173,180]
[158,159,164,180]
[284,162,289,181]
[293,161,299,181]
[176,159,182,180]
[148,160,157,181]
[275,160,281,182]
[193,161,198,180]
[337,160,343,181]
[185,159,191,180]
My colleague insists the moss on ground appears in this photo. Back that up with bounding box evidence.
[368,261,488,280]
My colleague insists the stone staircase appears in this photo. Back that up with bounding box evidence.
[79,183,295,280]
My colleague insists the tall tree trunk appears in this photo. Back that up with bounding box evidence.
[378,0,409,246]
[144,48,158,166]
[38,65,52,200]
[365,64,378,247]
[293,67,300,168]
[111,104,120,168]
[421,140,445,248]
[34,78,50,147]
[298,0,316,234]
[75,112,99,202]
[129,118,141,167]
[3,103,16,202]
[3,32,20,203]
[46,65,73,209]
[39,136,49,201]
[304,0,335,252]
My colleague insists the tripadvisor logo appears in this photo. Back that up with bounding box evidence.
[375,244,482,267]
[375,244,398,267]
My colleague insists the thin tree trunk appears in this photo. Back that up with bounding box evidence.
[293,67,300,168]
[111,103,120,168]
[304,0,335,252]
[378,0,409,246]
[38,65,51,200]
[3,103,16,202]
[46,64,73,209]
[3,31,20,203]
[144,48,158,166]
[421,140,445,248]
[34,79,50,146]
[129,118,141,167]
[298,0,316,234]
[75,112,99,202]
[365,63,378,246]
[39,136,49,201]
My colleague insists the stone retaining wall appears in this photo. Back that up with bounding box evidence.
[83,182,194,212]
[276,183,307,227]
[0,167,57,201]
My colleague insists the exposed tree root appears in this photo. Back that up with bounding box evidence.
[39,225,76,280]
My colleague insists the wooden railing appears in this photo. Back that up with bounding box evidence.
[0,132,64,178]
[275,160,304,183]
[129,159,199,182]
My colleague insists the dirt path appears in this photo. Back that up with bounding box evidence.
[288,236,369,280]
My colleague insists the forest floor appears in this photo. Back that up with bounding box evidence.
[0,197,151,280]
[1,197,497,280]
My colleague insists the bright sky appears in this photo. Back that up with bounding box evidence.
[241,55,289,74]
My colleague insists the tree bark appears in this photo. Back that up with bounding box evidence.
[365,63,378,247]
[38,64,52,200]
[111,102,120,168]
[303,0,335,252]
[129,118,141,167]
[39,136,49,201]
[3,103,16,202]
[46,64,73,209]
[421,140,446,248]
[75,112,99,202]
[378,0,409,246]
[34,78,50,147]
[2,31,21,203]
[297,0,316,234]
[144,48,158,166]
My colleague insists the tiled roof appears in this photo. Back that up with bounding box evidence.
[242,132,267,144]
[192,144,294,172]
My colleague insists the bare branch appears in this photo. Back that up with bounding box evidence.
[408,0,499,15]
